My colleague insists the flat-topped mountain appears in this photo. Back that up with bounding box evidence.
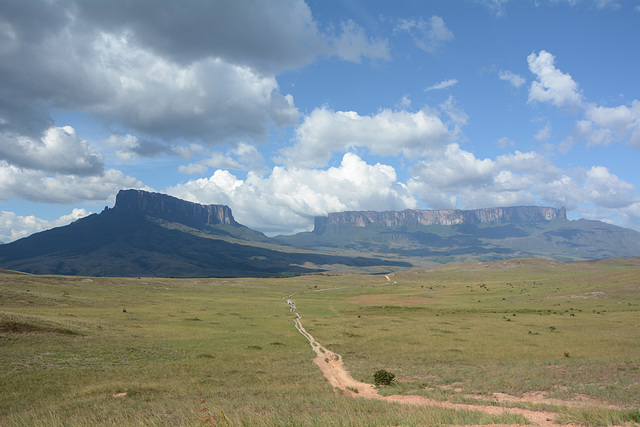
[276,205,640,264]
[112,189,236,227]
[0,189,409,277]
[2,190,640,277]
[314,206,566,233]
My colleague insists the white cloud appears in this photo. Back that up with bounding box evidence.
[178,163,209,175]
[406,143,636,213]
[179,143,267,175]
[73,0,328,73]
[1,2,302,148]
[534,124,552,142]
[89,34,300,143]
[594,0,621,10]
[619,201,640,230]
[579,100,640,148]
[397,95,412,110]
[280,105,460,167]
[104,134,195,161]
[0,126,103,175]
[425,79,458,91]
[396,16,454,53]
[167,153,417,235]
[0,208,91,243]
[523,51,640,150]
[527,50,583,108]
[408,144,514,208]
[476,0,509,16]
[331,20,390,63]
[499,69,526,88]
[0,163,146,204]
[584,166,636,208]
[0,0,395,151]
[497,137,516,148]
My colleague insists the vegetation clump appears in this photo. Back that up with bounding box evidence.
[373,369,396,386]
[0,320,77,335]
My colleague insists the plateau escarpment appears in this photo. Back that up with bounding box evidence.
[110,189,236,227]
[313,206,566,233]
[2,189,639,277]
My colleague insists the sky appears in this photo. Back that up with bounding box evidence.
[1,0,640,243]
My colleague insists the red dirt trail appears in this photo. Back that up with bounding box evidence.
[291,304,625,426]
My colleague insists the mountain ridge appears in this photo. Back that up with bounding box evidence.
[314,206,566,233]
[2,189,640,277]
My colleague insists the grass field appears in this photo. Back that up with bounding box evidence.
[1,257,640,426]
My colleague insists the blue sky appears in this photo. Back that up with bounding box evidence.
[1,0,640,242]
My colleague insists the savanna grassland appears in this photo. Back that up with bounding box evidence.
[1,257,640,426]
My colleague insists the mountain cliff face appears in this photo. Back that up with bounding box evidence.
[111,189,236,227]
[314,206,566,233]
[2,188,639,277]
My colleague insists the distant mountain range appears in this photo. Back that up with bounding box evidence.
[1,189,640,277]
[280,205,640,265]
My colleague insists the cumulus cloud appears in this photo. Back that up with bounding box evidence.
[577,101,640,148]
[88,35,300,143]
[527,50,583,108]
[0,0,393,155]
[280,105,462,167]
[396,16,454,53]
[0,163,146,204]
[0,6,300,147]
[584,166,636,208]
[71,0,328,73]
[408,143,520,209]
[407,143,636,213]
[167,153,417,234]
[523,51,640,150]
[0,126,103,175]
[0,208,90,243]
[499,69,526,88]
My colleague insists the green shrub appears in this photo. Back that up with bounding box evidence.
[373,369,395,386]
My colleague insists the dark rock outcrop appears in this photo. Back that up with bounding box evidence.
[111,189,236,227]
[314,206,566,233]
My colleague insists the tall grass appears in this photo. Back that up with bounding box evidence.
[1,272,527,425]
[1,257,639,425]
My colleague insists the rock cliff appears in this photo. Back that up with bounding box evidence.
[112,189,237,227]
[314,206,566,233]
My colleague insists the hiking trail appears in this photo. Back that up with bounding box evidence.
[288,298,622,426]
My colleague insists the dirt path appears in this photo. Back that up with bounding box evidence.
[292,308,561,426]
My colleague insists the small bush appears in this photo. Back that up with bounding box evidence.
[373,369,395,386]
